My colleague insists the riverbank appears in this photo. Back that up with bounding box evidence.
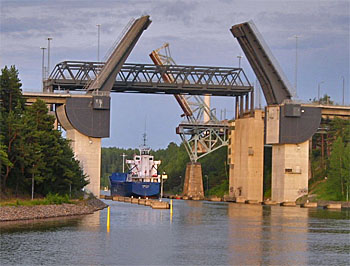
[0,197,107,222]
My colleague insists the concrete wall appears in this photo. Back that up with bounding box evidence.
[66,129,101,197]
[229,110,264,202]
[266,105,280,144]
[271,140,309,203]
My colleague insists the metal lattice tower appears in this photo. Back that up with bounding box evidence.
[150,43,234,162]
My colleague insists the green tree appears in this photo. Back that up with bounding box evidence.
[312,94,334,105]
[327,137,350,200]
[343,145,350,201]
[0,66,24,113]
[0,65,25,192]
[1,65,87,197]
[21,100,88,196]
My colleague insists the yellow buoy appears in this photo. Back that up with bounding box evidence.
[170,200,173,215]
[107,206,110,232]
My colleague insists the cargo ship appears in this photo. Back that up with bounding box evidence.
[109,135,161,198]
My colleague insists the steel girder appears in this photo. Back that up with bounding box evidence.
[44,61,253,96]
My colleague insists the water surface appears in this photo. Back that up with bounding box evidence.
[1,200,349,265]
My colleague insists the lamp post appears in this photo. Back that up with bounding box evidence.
[40,47,46,83]
[47,37,52,78]
[237,55,243,68]
[31,165,35,200]
[318,81,324,103]
[342,76,345,105]
[121,153,126,173]
[294,35,300,96]
[96,24,101,62]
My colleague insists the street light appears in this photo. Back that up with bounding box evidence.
[120,153,126,173]
[96,24,101,62]
[47,37,53,78]
[40,47,46,83]
[341,76,345,105]
[294,35,300,96]
[32,164,35,200]
[318,81,324,103]
[237,55,243,68]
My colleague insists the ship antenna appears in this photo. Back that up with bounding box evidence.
[142,132,147,147]
[142,116,147,147]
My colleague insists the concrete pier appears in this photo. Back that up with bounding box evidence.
[56,101,106,198]
[183,162,204,199]
[271,140,309,203]
[66,129,101,197]
[301,202,318,208]
[280,202,297,207]
[325,203,341,209]
[229,110,264,202]
[151,201,170,209]
[131,198,139,204]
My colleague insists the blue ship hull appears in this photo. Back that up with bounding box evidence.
[109,173,160,198]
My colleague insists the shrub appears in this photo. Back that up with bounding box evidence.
[45,193,71,204]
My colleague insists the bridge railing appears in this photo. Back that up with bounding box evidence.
[45,61,253,96]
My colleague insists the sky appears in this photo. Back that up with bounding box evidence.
[1,0,349,149]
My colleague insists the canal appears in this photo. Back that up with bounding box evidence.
[1,199,349,265]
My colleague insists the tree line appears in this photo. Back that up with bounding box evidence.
[0,66,87,198]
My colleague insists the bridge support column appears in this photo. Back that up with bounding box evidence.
[56,98,110,198]
[271,141,309,203]
[229,110,264,202]
[66,129,101,197]
[183,162,204,199]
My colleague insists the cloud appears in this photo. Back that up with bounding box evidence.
[153,0,198,24]
[1,0,349,148]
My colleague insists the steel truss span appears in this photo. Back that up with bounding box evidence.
[177,122,229,162]
[45,61,253,96]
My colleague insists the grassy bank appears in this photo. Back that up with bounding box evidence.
[0,193,73,207]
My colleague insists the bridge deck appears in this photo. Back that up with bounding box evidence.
[44,61,253,96]
[23,92,92,104]
[302,104,350,119]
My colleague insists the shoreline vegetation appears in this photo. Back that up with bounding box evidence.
[0,197,107,222]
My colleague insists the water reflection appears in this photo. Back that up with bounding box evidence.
[0,216,82,233]
[183,200,204,225]
[227,203,264,265]
[267,206,308,265]
[78,211,100,229]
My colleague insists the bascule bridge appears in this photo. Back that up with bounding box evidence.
[24,16,349,202]
[25,15,253,197]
